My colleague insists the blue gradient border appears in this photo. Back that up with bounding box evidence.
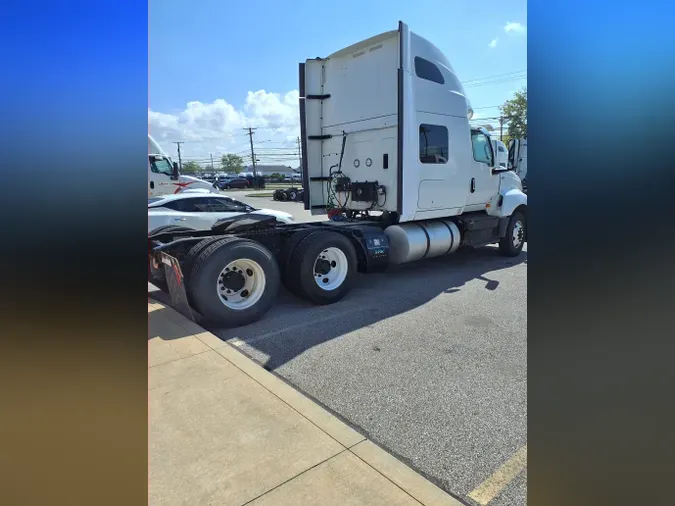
[528,2,675,505]
[2,1,147,196]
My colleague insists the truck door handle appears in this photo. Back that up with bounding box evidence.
[470,178,475,193]
[150,181,155,189]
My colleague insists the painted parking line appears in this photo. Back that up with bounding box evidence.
[467,444,527,505]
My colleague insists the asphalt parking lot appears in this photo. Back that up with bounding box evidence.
[150,192,527,506]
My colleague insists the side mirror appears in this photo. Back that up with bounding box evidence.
[171,162,179,180]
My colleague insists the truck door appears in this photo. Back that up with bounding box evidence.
[149,155,174,196]
[516,139,527,180]
[465,130,499,210]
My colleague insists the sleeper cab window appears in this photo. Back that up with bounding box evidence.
[414,57,445,85]
[419,124,448,164]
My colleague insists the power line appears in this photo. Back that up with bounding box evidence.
[464,76,527,88]
[462,70,527,84]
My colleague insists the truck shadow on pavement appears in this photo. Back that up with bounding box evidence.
[148,306,194,341]
[196,246,527,371]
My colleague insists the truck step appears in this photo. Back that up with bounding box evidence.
[456,213,500,231]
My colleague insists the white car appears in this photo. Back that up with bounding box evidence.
[148,193,294,233]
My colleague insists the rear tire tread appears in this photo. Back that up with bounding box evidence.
[188,238,280,326]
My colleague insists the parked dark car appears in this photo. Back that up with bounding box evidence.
[216,177,250,190]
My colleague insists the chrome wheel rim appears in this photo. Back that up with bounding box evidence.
[313,247,348,291]
[216,259,266,310]
[512,220,524,249]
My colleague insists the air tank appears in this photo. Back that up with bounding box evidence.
[384,220,461,265]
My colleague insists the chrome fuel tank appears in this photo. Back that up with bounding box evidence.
[384,220,461,265]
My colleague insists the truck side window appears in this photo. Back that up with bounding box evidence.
[471,132,493,166]
[149,156,173,176]
[414,57,445,85]
[419,124,448,164]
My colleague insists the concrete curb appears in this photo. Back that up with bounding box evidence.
[149,298,464,506]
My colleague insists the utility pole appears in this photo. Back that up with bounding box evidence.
[172,141,184,169]
[210,153,214,172]
[244,127,258,189]
[499,116,504,142]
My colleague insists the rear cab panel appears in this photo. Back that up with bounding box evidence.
[300,22,475,223]
[301,30,400,215]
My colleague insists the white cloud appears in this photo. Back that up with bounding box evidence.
[148,89,301,163]
[489,38,498,48]
[504,22,526,34]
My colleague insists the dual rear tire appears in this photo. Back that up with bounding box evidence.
[272,188,303,202]
[285,231,357,305]
[187,238,281,327]
[181,231,358,327]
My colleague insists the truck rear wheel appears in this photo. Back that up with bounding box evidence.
[288,188,298,201]
[499,210,526,257]
[176,236,239,307]
[187,238,280,327]
[287,231,357,305]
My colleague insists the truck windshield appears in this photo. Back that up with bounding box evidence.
[150,156,173,176]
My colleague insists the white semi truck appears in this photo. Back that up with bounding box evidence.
[148,134,216,196]
[148,22,527,327]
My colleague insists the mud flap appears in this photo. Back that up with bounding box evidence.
[161,252,195,322]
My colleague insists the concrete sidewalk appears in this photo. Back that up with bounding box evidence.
[149,299,464,506]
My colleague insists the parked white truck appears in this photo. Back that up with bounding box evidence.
[148,22,527,327]
[148,135,217,196]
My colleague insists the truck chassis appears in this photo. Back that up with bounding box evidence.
[148,210,526,328]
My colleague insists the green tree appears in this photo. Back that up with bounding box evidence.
[220,153,245,174]
[500,87,527,141]
[181,161,201,174]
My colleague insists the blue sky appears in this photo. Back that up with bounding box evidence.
[149,0,527,165]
